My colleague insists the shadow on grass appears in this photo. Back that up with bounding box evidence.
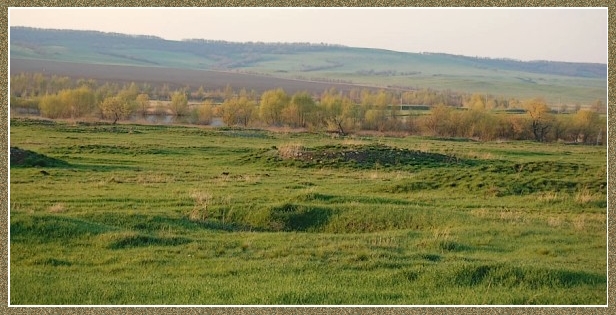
[79,212,256,234]
[446,263,606,289]
[267,203,335,232]
[107,233,192,249]
[293,192,418,206]
[10,214,117,243]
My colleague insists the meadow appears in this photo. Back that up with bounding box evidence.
[9,118,607,305]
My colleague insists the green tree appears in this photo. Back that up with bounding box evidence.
[195,100,215,125]
[39,93,67,119]
[285,91,316,128]
[364,108,388,132]
[525,98,554,142]
[136,93,150,118]
[259,88,289,126]
[96,82,120,104]
[120,82,140,101]
[362,90,400,131]
[572,109,602,144]
[38,87,95,119]
[552,114,573,142]
[465,93,486,110]
[60,86,96,118]
[319,89,354,135]
[455,106,498,140]
[422,104,452,136]
[170,90,189,117]
[219,96,256,127]
[100,96,135,124]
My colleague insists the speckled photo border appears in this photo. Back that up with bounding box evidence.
[1,2,613,315]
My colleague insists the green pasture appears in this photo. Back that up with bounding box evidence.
[9,118,607,305]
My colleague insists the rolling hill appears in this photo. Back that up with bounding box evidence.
[9,27,607,106]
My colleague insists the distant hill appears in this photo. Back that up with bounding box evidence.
[9,27,607,105]
[10,27,348,70]
[420,53,606,79]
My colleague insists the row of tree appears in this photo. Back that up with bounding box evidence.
[419,102,604,143]
[10,74,605,144]
[12,72,605,112]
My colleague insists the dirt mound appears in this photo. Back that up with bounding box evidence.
[10,147,69,168]
[270,144,466,169]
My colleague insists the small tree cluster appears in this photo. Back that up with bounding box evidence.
[415,98,605,144]
[38,86,96,119]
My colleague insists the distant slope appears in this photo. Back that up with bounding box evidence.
[9,27,607,105]
[423,53,606,78]
[9,58,378,96]
[10,27,606,78]
[9,27,347,70]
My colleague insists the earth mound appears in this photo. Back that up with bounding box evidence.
[264,143,466,169]
[10,147,69,168]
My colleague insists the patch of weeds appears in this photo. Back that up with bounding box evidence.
[10,215,115,243]
[438,240,469,252]
[276,291,329,305]
[441,263,606,290]
[421,253,441,262]
[48,203,67,213]
[293,192,336,202]
[381,180,441,193]
[188,191,213,222]
[402,270,420,282]
[249,203,334,232]
[106,232,191,249]
[33,258,73,267]
[574,188,602,205]
[416,227,470,253]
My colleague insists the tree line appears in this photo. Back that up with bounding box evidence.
[10,72,605,144]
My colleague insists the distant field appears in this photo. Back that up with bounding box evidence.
[10,58,384,95]
[248,49,606,105]
[9,118,607,305]
[10,55,606,107]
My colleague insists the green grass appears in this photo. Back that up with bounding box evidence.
[9,118,607,305]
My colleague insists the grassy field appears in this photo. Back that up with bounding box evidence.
[9,118,607,305]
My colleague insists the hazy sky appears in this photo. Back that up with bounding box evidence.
[9,7,608,64]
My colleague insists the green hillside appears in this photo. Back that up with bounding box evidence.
[10,27,607,106]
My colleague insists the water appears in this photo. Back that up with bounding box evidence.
[131,114,226,127]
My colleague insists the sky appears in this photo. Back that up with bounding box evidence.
[9,7,608,64]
